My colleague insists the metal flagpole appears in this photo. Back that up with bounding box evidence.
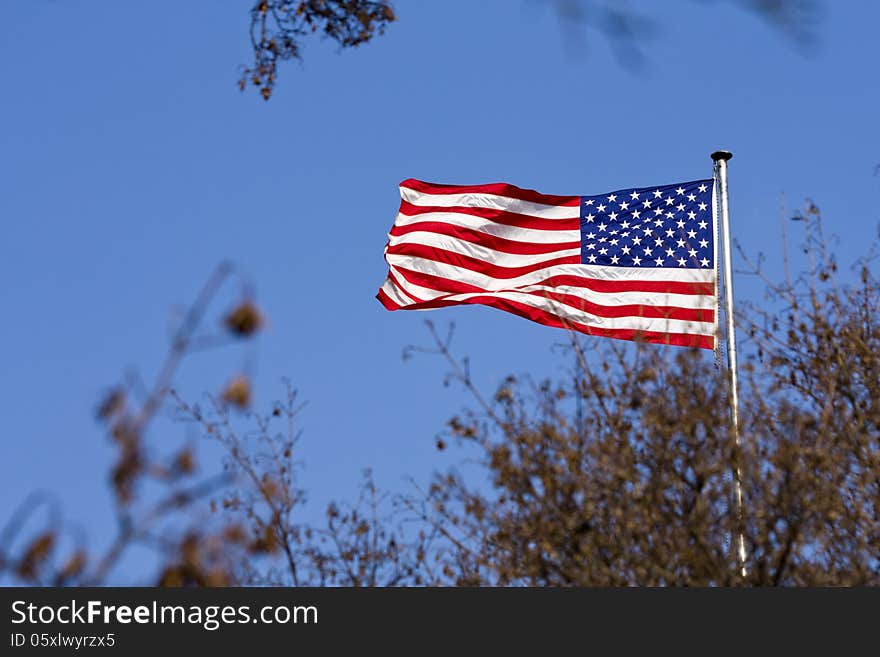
[711,150,748,579]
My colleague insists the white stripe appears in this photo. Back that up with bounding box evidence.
[573,263,715,282]
[389,268,715,311]
[517,283,715,310]
[388,231,581,268]
[400,185,579,220]
[394,210,580,244]
[386,253,715,292]
[499,291,716,336]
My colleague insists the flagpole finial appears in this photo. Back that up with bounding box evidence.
[711,150,733,162]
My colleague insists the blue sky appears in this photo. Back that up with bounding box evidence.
[1,1,878,582]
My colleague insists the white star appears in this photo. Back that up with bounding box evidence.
[610,229,618,235]
[598,236,607,243]
[698,184,708,193]
[676,219,685,229]
[654,207,664,216]
[599,247,608,255]
[677,258,686,267]
[676,187,685,196]
[687,229,697,239]
[698,220,708,230]
[665,229,675,238]
[621,246,631,255]
[688,211,696,220]
[698,202,707,211]
[700,258,710,267]
[632,210,641,219]
[642,200,652,209]
[666,248,674,257]
[689,248,697,258]
[585,213,595,222]
[632,256,642,265]
[610,255,619,264]
[699,239,709,248]
[630,191,640,200]
[688,193,696,202]
[621,231,630,237]
[665,197,674,206]
[610,238,619,246]
[598,222,607,232]
[653,190,663,198]
[620,220,630,229]
[588,254,597,263]
[677,203,685,212]
[644,247,653,256]
[632,236,642,246]
[655,257,664,266]
[677,239,685,248]
[654,219,664,227]
[585,199,594,205]
[620,201,629,210]
[585,232,595,239]
[607,194,617,202]
[609,211,618,220]
[643,227,653,235]
[597,204,607,212]
[586,243,595,250]
[655,237,663,247]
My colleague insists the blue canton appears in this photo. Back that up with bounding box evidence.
[580,179,715,269]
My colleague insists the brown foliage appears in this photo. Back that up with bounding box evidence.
[404,208,879,586]
[221,375,253,409]
[0,263,266,585]
[224,300,264,337]
[404,328,739,585]
[176,384,432,586]
[241,0,396,99]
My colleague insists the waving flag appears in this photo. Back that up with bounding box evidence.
[376,178,718,349]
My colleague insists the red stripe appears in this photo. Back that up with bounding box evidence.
[389,266,713,323]
[390,221,580,256]
[399,200,579,231]
[525,289,714,323]
[385,242,581,280]
[376,287,403,310]
[380,285,713,349]
[401,179,580,208]
[392,266,485,295]
[533,274,714,296]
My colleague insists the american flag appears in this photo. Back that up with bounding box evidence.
[376,178,718,349]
